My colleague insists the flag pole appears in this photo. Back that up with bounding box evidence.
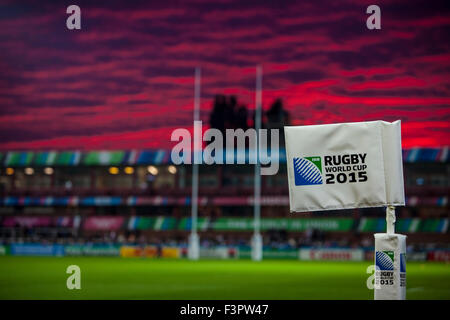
[252,65,263,261]
[386,205,396,234]
[188,67,201,260]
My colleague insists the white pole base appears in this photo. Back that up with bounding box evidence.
[188,233,200,260]
[251,233,263,261]
[374,233,407,300]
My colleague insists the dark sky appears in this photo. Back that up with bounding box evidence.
[0,0,449,150]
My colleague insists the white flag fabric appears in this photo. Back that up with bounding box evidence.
[374,233,407,300]
[284,120,405,212]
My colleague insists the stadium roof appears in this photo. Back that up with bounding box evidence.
[0,147,448,167]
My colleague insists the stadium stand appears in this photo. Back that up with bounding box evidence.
[0,147,448,261]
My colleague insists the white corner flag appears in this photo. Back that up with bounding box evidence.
[285,120,406,300]
[285,120,405,212]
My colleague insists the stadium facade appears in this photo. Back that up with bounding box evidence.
[0,147,448,261]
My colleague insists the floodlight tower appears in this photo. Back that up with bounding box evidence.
[188,67,201,260]
[251,65,263,261]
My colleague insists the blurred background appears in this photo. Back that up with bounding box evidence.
[0,0,448,262]
[0,97,448,261]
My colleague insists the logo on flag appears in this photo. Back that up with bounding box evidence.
[293,157,323,186]
[376,251,394,271]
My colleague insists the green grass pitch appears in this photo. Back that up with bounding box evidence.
[0,256,448,299]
